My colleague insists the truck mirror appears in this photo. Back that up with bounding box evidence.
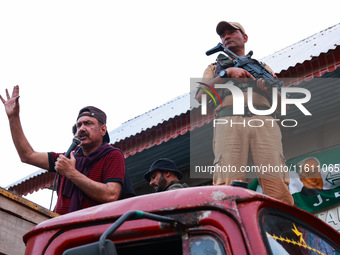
[62,210,181,255]
[62,240,117,255]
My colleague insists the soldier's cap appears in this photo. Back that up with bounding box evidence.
[216,21,246,36]
[77,106,110,143]
[144,158,183,182]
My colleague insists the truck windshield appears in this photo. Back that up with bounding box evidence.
[260,212,339,255]
[116,234,225,255]
[116,235,183,254]
[190,235,225,255]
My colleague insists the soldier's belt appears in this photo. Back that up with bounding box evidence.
[216,105,270,118]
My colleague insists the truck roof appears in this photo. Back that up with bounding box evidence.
[23,186,283,242]
[24,186,340,255]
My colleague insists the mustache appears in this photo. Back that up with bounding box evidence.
[78,131,89,137]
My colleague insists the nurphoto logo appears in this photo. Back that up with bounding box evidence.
[199,83,312,127]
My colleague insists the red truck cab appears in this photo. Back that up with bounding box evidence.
[24,186,340,254]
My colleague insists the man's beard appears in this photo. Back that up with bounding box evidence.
[155,173,167,192]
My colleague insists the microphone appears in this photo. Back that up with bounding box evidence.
[64,136,81,158]
[49,136,81,210]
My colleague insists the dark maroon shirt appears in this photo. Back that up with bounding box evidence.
[48,149,125,215]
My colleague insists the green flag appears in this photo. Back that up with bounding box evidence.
[250,147,340,213]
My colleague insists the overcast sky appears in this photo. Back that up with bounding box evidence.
[0,0,339,208]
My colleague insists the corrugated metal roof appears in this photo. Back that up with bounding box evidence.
[6,169,45,188]
[109,23,340,144]
[7,170,55,196]
[261,23,340,73]
[109,92,197,144]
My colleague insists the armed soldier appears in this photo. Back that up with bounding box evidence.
[195,21,294,205]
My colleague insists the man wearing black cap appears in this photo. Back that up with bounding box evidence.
[195,21,294,205]
[144,158,188,192]
[1,85,130,214]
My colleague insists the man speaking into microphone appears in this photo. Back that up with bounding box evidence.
[1,85,126,215]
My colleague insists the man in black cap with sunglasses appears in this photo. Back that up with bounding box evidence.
[1,85,131,215]
[144,158,188,192]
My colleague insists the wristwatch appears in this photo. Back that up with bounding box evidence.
[219,69,228,78]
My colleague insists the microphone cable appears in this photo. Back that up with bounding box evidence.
[49,136,81,211]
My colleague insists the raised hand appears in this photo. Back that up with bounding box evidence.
[0,85,20,119]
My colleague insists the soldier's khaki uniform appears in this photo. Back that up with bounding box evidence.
[200,60,294,205]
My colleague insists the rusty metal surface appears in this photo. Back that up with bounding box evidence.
[24,185,340,254]
[27,206,251,254]
[24,186,267,238]
[0,187,59,218]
